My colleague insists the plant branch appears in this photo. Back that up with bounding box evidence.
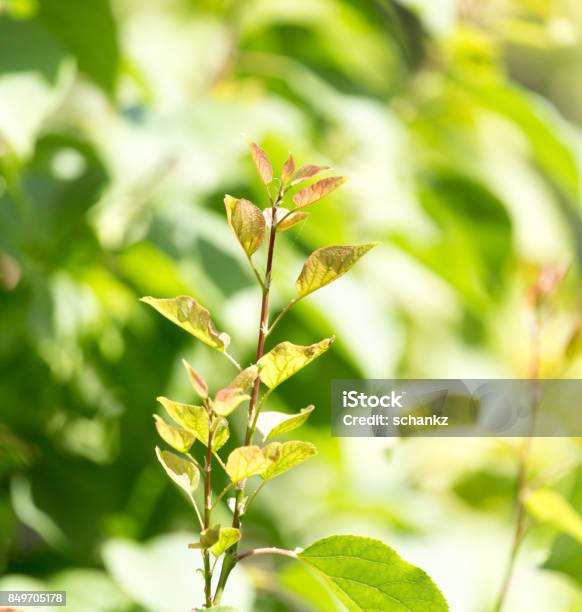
[245,252,267,291]
[213,187,283,604]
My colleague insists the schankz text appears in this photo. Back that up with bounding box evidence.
[342,390,406,408]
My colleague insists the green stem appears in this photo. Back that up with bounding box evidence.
[202,409,214,609]
[211,482,234,511]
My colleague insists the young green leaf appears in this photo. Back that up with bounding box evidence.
[212,365,258,416]
[249,141,273,185]
[157,397,229,450]
[256,406,315,441]
[525,489,582,543]
[153,415,195,453]
[292,176,347,208]
[210,527,241,557]
[181,359,208,399]
[261,441,317,480]
[213,387,251,417]
[140,296,230,351]
[155,446,199,494]
[281,154,295,185]
[298,535,449,612]
[264,207,309,232]
[224,195,266,256]
[296,243,379,298]
[290,164,330,187]
[200,526,221,548]
[226,446,273,484]
[257,338,334,390]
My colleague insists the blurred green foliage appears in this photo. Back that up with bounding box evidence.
[1,0,582,610]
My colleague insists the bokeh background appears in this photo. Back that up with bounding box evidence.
[2,0,582,610]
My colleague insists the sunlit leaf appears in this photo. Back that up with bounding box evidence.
[210,527,241,557]
[155,446,199,495]
[298,535,449,611]
[140,296,230,351]
[226,446,273,483]
[157,397,229,450]
[525,489,582,543]
[213,387,251,417]
[292,176,347,208]
[281,154,295,185]
[249,141,273,185]
[181,359,208,399]
[224,195,266,256]
[256,406,315,441]
[257,338,334,389]
[261,441,317,480]
[290,164,330,187]
[228,365,258,391]
[212,365,258,416]
[153,415,195,453]
[296,243,379,298]
[278,211,309,232]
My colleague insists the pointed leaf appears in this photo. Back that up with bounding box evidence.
[290,164,330,187]
[155,447,199,494]
[153,415,195,453]
[263,207,288,229]
[140,296,230,351]
[261,441,317,480]
[296,243,378,298]
[281,154,295,185]
[257,406,315,441]
[277,211,309,232]
[157,397,229,450]
[210,527,241,557]
[257,338,334,390]
[228,365,258,391]
[212,365,258,416]
[525,489,582,543]
[249,141,273,185]
[213,387,251,417]
[224,195,266,256]
[298,535,449,612]
[226,445,273,483]
[292,176,347,208]
[181,359,208,399]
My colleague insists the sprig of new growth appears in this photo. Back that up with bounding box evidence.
[141,142,448,611]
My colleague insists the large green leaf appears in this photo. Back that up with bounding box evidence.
[141,296,230,351]
[298,535,449,611]
[261,441,317,480]
[38,0,119,94]
[257,338,334,389]
[296,243,379,298]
